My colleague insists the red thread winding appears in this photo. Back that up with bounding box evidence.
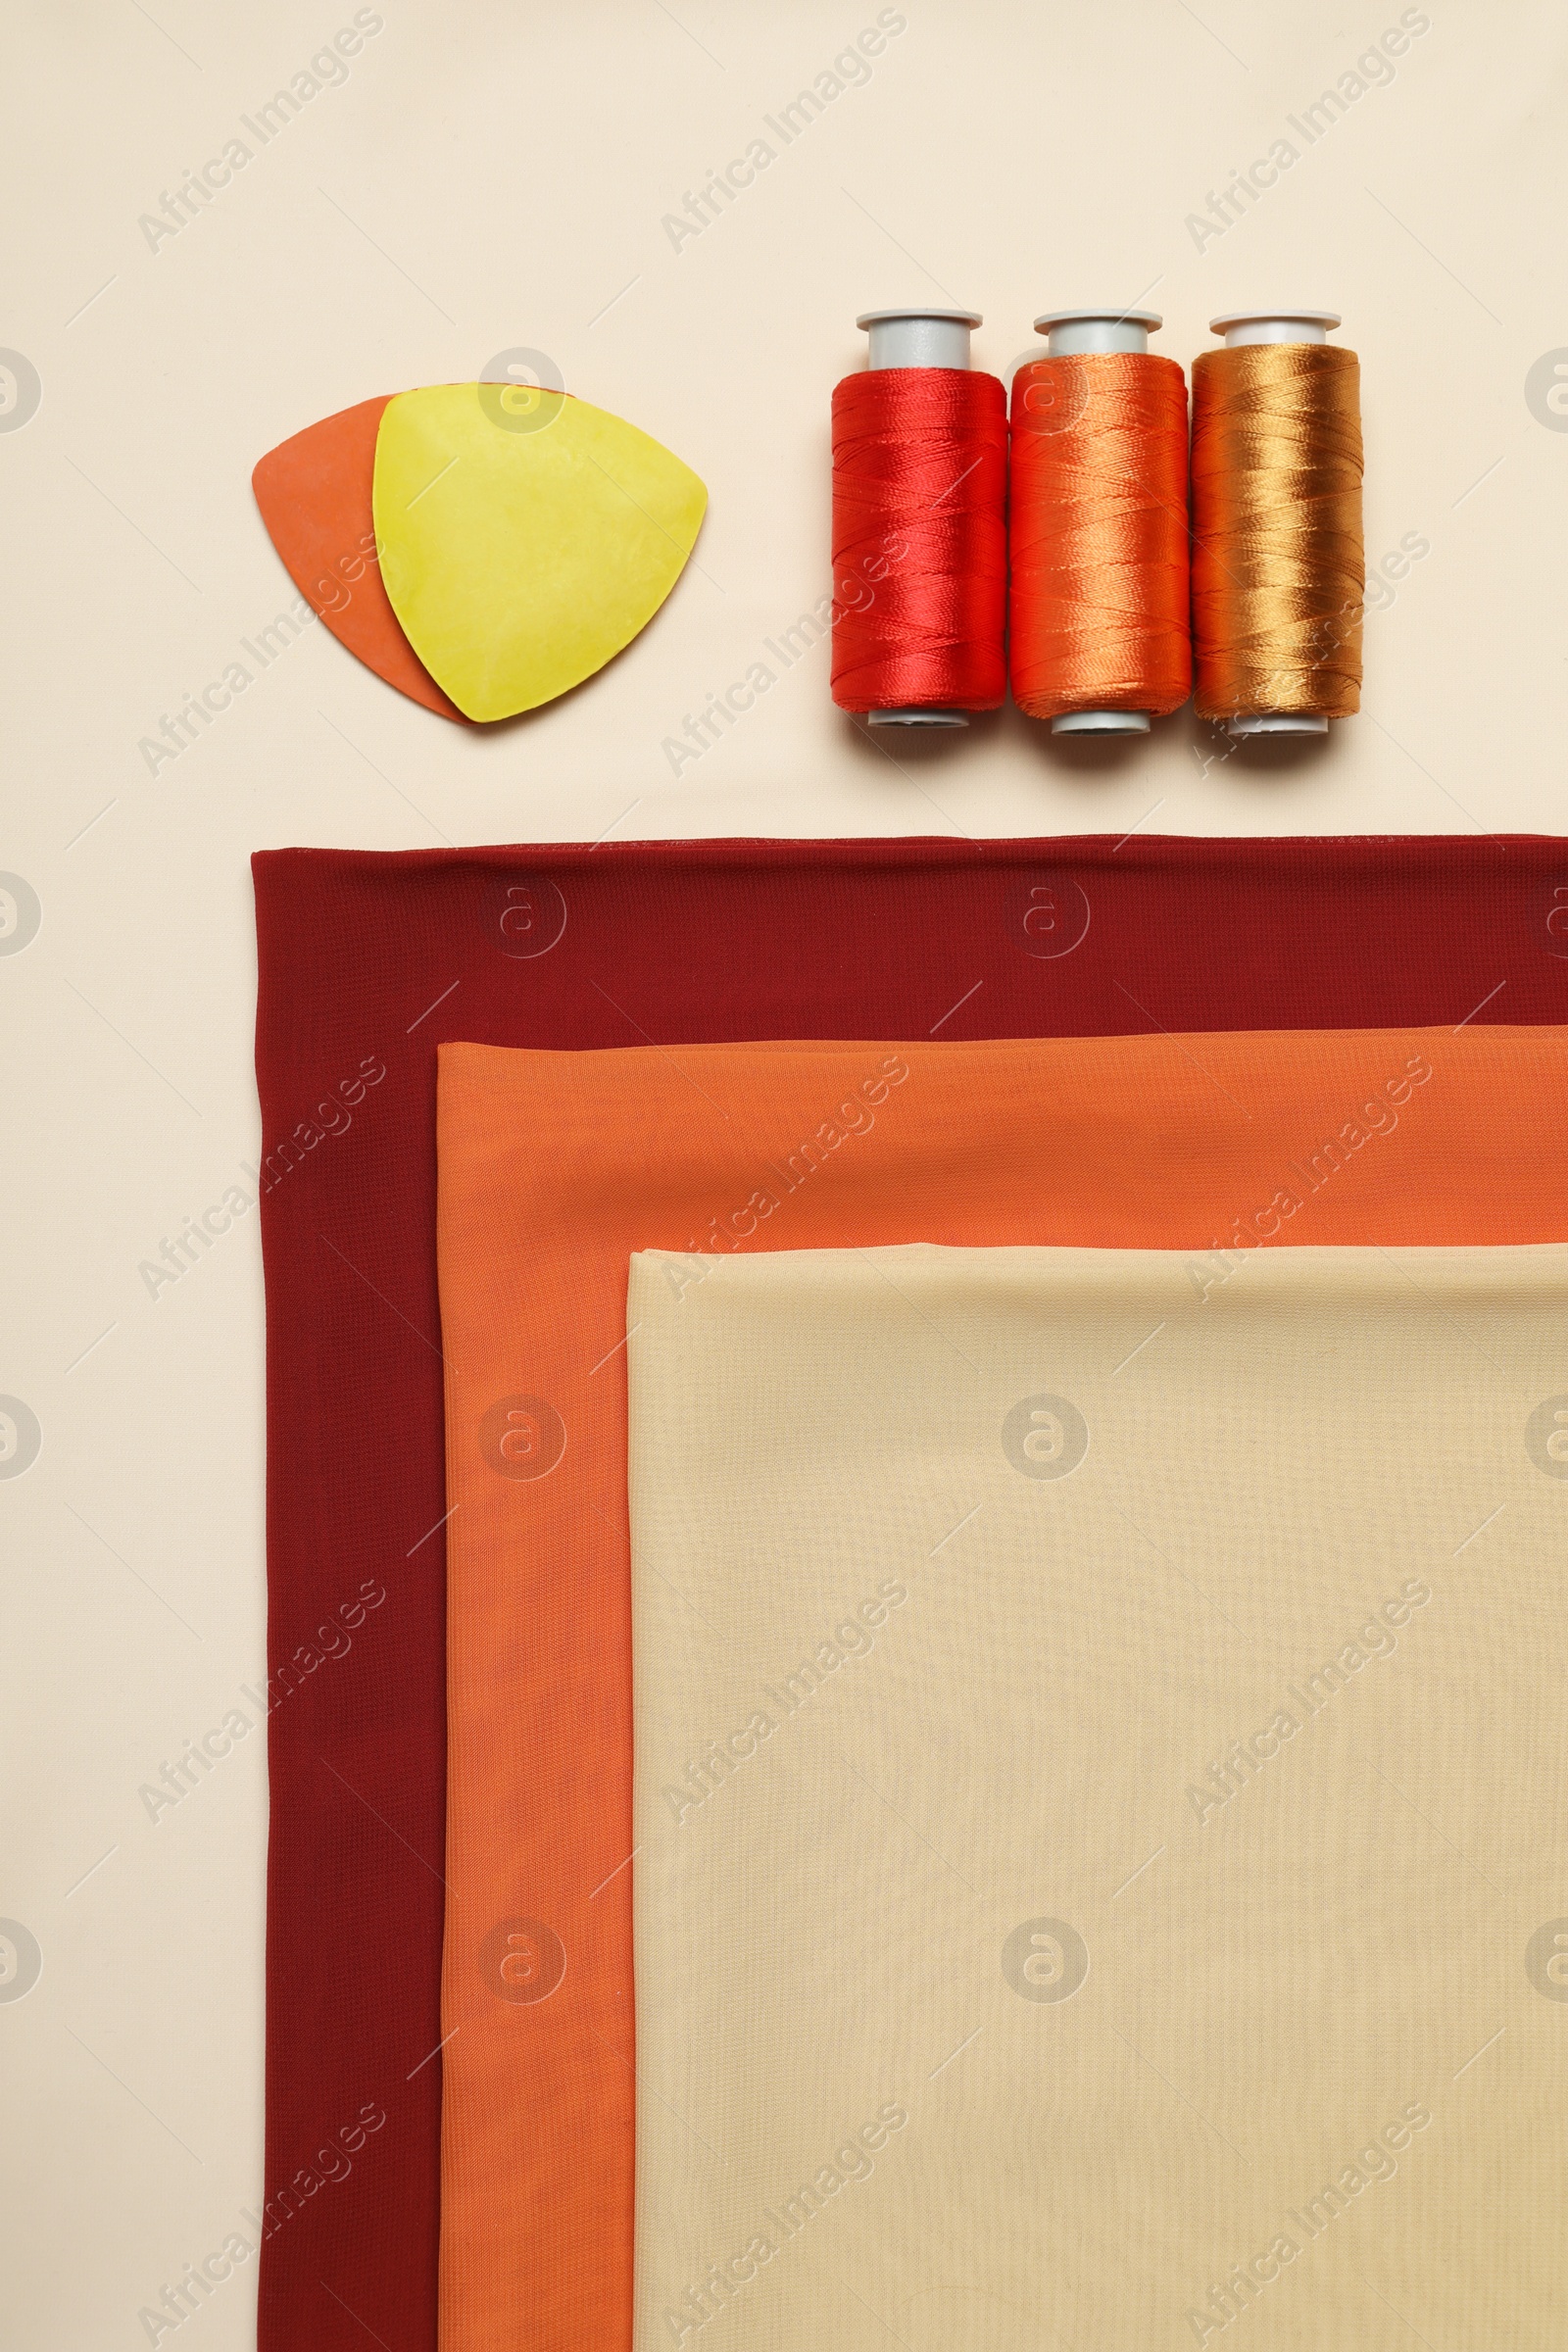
[831,368,1008,712]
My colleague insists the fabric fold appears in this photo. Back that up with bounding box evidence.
[251,831,1568,2350]
[433,1022,1568,2352]
[627,1240,1568,2352]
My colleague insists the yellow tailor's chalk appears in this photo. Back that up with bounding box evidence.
[372,383,707,721]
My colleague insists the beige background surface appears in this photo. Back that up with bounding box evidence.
[0,2,1564,2343]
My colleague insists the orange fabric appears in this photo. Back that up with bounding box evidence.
[434,1023,1568,2352]
[252,395,466,721]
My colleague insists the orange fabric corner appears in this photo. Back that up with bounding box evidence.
[252,395,467,722]
[434,1024,1568,2352]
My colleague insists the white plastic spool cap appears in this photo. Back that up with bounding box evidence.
[1208,311,1343,738]
[857,305,980,372]
[1032,310,1164,736]
[1210,310,1340,348]
[1035,305,1161,359]
[855,308,983,724]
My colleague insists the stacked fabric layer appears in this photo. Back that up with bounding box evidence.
[251,837,1568,2352]
[627,1243,1567,2352]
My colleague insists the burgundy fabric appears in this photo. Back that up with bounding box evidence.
[252,833,1568,2352]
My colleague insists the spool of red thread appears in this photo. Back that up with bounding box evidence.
[831,306,1008,726]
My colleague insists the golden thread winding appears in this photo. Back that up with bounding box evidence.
[1191,343,1364,720]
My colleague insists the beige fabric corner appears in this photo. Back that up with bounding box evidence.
[627,1244,1568,2352]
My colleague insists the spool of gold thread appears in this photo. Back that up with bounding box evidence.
[1192,311,1364,737]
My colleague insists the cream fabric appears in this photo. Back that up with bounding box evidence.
[627,1244,1568,2352]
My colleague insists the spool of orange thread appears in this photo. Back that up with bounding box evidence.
[1192,310,1364,737]
[1008,307,1191,737]
[831,306,1008,727]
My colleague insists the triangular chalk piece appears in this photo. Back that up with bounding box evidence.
[252,396,466,723]
[371,385,708,722]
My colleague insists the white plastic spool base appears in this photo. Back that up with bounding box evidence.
[1054,710,1152,737]
[1033,308,1163,737]
[853,306,983,727]
[1209,311,1343,739]
[866,709,969,729]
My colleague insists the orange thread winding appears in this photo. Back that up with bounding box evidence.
[1008,352,1192,720]
[1191,342,1364,720]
